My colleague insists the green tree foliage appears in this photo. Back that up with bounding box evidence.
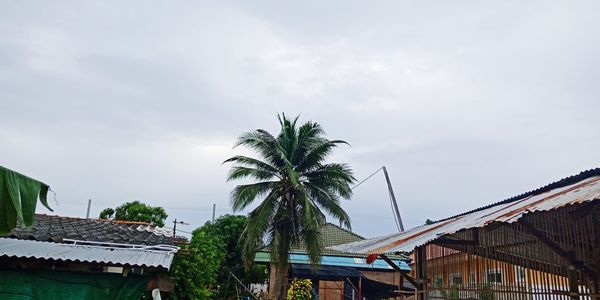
[169,226,225,300]
[99,208,114,219]
[0,166,52,233]
[224,114,356,300]
[99,201,167,227]
[201,215,268,298]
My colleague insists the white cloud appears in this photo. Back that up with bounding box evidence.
[1,1,599,236]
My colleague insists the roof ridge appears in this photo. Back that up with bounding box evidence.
[35,214,89,221]
[433,167,600,223]
[35,214,154,226]
[324,222,364,240]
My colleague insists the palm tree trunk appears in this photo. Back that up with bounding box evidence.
[271,263,289,300]
[272,222,290,300]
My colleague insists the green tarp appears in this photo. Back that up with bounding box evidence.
[0,269,149,300]
[0,165,52,234]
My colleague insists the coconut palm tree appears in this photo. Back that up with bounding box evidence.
[224,114,355,300]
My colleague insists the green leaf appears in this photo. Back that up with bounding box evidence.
[0,166,52,233]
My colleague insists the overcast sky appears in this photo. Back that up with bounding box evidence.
[1,1,599,237]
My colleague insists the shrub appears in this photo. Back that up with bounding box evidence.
[287,279,312,300]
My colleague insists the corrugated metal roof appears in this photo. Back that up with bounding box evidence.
[0,238,177,270]
[332,169,600,255]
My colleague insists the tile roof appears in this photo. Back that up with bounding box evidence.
[4,214,179,246]
[287,223,362,257]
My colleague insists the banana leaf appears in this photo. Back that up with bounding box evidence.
[0,165,53,234]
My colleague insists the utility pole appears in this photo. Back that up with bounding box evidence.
[349,166,406,232]
[85,199,92,219]
[212,203,216,223]
[382,166,405,232]
[172,219,189,239]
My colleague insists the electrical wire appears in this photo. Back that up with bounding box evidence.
[175,166,402,234]
[350,167,384,191]
[351,166,402,232]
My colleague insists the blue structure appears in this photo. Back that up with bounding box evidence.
[255,252,411,271]
[254,223,412,299]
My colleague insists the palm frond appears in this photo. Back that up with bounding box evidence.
[222,155,280,175]
[296,192,325,266]
[230,182,275,212]
[241,192,278,269]
[234,130,284,168]
[304,183,352,229]
[298,140,350,172]
[291,121,324,165]
[276,113,300,161]
[304,163,355,199]
[270,212,293,267]
[226,166,278,182]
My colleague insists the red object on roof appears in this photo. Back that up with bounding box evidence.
[366,253,378,264]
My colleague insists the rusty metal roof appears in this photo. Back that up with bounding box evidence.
[332,168,600,255]
[0,238,178,269]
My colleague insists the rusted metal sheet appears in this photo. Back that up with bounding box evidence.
[332,173,600,255]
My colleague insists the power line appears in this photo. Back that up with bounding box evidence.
[349,166,404,232]
[351,167,384,191]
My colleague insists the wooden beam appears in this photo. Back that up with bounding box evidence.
[441,243,566,277]
[433,237,477,246]
[379,254,419,289]
[415,246,428,300]
[567,270,579,300]
[569,201,599,220]
[518,219,598,278]
[472,228,479,244]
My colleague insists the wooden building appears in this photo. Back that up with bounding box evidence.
[333,168,600,299]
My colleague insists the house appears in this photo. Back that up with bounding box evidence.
[406,245,571,299]
[0,214,181,300]
[333,168,600,299]
[255,223,412,300]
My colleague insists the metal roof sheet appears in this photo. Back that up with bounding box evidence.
[332,170,600,255]
[0,238,177,270]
